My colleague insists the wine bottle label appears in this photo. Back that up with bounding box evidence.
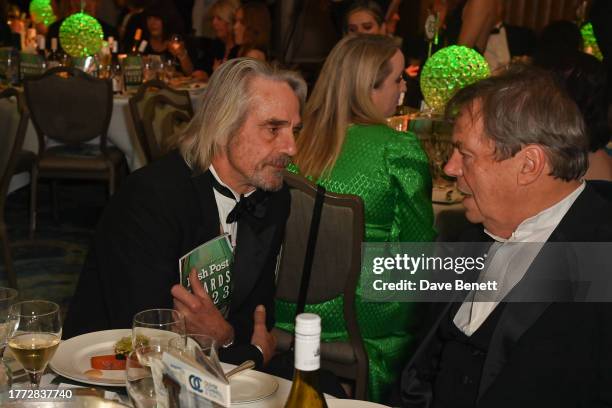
[294,334,320,371]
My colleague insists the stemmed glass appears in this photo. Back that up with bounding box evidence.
[130,309,184,407]
[132,309,185,363]
[126,347,158,408]
[7,300,61,388]
[168,34,182,55]
[0,288,18,387]
[0,288,18,356]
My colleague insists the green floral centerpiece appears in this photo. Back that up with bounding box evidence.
[29,0,56,27]
[59,12,104,57]
[420,45,490,114]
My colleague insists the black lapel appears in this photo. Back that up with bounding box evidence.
[230,194,278,311]
[189,170,222,248]
[477,185,603,400]
[477,249,570,400]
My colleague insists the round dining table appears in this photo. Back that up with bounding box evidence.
[4,358,389,408]
[6,86,206,195]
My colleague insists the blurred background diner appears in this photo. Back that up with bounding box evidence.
[0,0,611,406]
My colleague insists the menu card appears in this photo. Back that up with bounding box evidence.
[179,234,233,317]
[161,349,231,407]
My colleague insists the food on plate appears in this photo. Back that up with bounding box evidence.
[114,335,148,357]
[84,368,103,379]
[90,354,126,370]
[88,335,149,371]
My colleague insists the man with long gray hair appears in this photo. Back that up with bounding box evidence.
[65,58,306,367]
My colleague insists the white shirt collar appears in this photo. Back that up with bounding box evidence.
[485,182,586,243]
[209,165,255,200]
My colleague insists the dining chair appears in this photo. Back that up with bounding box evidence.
[23,66,125,224]
[141,93,193,161]
[273,171,369,400]
[0,88,33,288]
[128,80,194,163]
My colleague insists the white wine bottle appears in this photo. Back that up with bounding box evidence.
[284,313,328,408]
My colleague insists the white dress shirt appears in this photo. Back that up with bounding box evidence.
[209,165,254,248]
[454,182,586,336]
[484,23,511,73]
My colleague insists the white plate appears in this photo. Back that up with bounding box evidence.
[230,369,279,404]
[327,400,390,408]
[49,329,132,387]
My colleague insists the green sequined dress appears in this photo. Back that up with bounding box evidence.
[276,124,436,402]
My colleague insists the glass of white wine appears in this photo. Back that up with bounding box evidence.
[7,300,61,388]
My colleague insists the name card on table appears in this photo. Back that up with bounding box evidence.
[19,52,45,81]
[123,55,143,90]
[162,350,231,408]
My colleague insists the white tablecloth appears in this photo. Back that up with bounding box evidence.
[6,360,339,408]
[7,87,206,195]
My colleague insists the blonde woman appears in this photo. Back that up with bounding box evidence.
[208,0,238,64]
[275,34,436,402]
[345,0,386,35]
[192,0,239,78]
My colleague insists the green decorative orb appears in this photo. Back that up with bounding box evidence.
[29,0,56,27]
[59,12,104,57]
[420,45,490,113]
[581,23,603,62]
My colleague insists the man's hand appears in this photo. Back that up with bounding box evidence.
[251,305,276,366]
[171,269,234,345]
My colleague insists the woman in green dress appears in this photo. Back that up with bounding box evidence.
[275,34,436,402]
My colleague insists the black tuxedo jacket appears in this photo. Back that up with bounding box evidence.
[400,183,612,407]
[64,151,290,366]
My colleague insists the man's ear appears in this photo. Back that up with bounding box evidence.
[517,144,546,185]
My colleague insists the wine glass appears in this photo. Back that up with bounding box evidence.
[0,288,18,355]
[168,34,182,54]
[126,347,158,408]
[0,288,18,388]
[7,300,61,388]
[162,56,176,81]
[132,309,185,362]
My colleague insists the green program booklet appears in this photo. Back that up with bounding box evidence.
[179,234,233,317]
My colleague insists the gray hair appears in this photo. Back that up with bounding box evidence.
[446,64,588,181]
[179,58,307,172]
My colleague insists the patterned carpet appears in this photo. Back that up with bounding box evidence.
[1,181,106,314]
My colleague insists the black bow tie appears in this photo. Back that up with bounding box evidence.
[209,172,268,223]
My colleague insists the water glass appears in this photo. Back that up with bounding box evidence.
[132,309,185,361]
[126,348,157,408]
